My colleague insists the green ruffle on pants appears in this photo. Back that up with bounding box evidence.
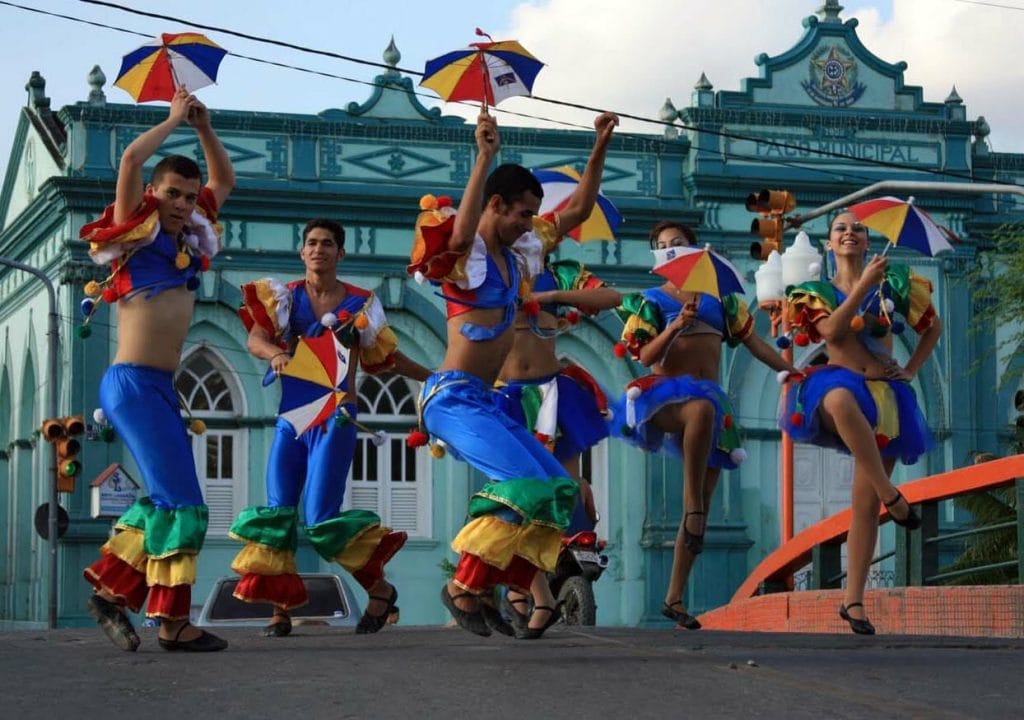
[468,476,578,530]
[228,506,299,552]
[116,497,208,559]
[304,509,382,560]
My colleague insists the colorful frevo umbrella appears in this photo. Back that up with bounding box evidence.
[115,32,227,102]
[420,29,543,110]
[847,195,956,257]
[534,166,623,243]
[277,332,350,437]
[652,244,745,300]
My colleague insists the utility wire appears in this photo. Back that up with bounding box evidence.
[57,0,1019,186]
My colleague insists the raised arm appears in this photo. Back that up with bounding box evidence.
[449,112,500,253]
[555,112,618,236]
[113,88,196,224]
[187,97,235,209]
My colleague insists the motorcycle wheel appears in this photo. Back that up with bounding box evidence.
[557,575,596,626]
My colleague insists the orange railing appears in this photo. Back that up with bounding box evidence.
[732,454,1024,602]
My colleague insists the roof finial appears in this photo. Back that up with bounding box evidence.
[383,37,401,70]
[818,0,844,22]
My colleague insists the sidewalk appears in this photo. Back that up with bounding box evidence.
[3,625,1019,719]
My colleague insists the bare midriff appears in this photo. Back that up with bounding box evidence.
[655,331,722,382]
[823,321,895,379]
[112,285,194,371]
[501,311,562,380]
[438,306,516,386]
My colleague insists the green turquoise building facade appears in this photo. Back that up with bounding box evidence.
[2,3,1020,628]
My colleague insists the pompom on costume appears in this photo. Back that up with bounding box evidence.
[610,288,752,468]
[228,278,405,610]
[408,195,578,593]
[780,264,937,464]
[81,191,223,621]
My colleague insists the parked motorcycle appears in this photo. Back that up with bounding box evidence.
[547,530,609,626]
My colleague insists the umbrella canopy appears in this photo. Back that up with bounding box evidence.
[277,332,350,436]
[652,244,746,299]
[847,196,955,257]
[421,35,543,108]
[115,32,226,102]
[533,166,623,243]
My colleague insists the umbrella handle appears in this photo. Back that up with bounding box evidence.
[478,48,490,113]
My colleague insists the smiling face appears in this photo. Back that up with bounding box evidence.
[829,212,869,257]
[300,226,343,272]
[490,191,541,247]
[148,172,201,237]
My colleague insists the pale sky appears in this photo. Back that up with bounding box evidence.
[0,0,1021,186]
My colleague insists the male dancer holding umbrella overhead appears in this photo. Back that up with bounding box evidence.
[231,218,429,637]
[408,109,617,639]
[81,87,234,652]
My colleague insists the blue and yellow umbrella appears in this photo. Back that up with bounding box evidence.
[115,32,226,102]
[534,166,623,243]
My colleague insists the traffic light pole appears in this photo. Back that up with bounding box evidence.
[788,180,1024,226]
[0,256,60,629]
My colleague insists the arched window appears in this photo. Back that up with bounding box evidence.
[345,374,431,538]
[175,348,247,536]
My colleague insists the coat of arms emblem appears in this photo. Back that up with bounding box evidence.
[802,44,865,107]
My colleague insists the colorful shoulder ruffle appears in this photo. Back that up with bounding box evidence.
[547,259,606,316]
[615,292,664,359]
[407,194,467,283]
[722,294,754,346]
[785,280,839,343]
[355,291,399,374]
[886,265,938,334]
[239,278,292,345]
[81,186,221,265]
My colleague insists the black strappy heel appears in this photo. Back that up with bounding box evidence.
[683,511,706,555]
[883,490,921,530]
[839,602,876,635]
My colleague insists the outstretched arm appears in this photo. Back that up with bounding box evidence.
[531,286,622,312]
[187,97,235,209]
[743,332,797,374]
[449,112,499,253]
[391,351,432,382]
[113,87,196,224]
[554,112,618,236]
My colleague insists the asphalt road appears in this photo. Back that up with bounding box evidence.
[2,625,1020,719]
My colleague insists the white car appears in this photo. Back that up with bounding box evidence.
[195,573,362,629]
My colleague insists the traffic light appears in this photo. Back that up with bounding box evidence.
[747,189,796,260]
[41,416,84,493]
[57,416,84,492]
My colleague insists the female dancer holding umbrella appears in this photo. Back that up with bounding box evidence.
[613,221,793,629]
[781,211,941,634]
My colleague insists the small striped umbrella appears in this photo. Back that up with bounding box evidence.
[277,333,350,437]
[848,196,956,257]
[114,32,226,102]
[421,30,543,110]
[652,244,746,299]
[534,166,623,243]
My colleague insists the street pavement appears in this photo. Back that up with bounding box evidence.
[2,624,1020,719]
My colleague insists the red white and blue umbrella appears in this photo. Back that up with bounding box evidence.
[114,32,226,102]
[534,166,623,243]
[277,333,350,437]
[420,30,543,109]
[848,196,956,257]
[652,244,746,299]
